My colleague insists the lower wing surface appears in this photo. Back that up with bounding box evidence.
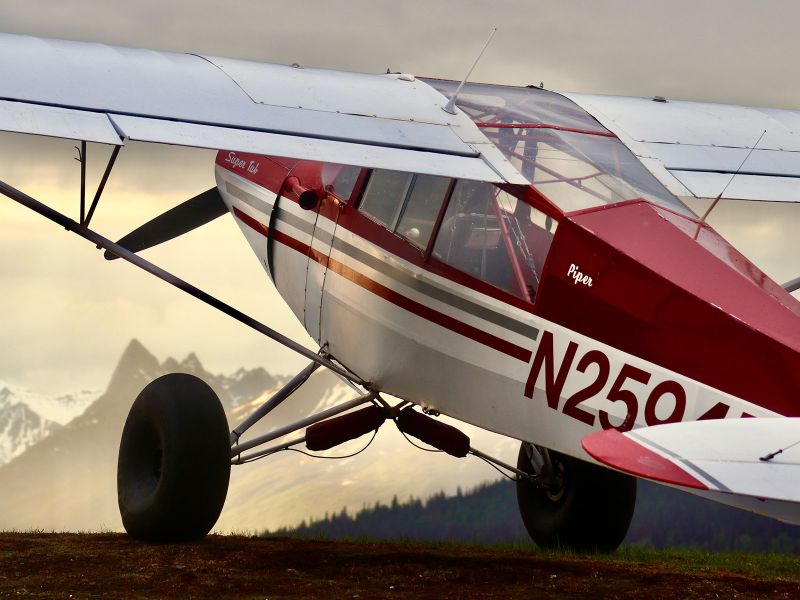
[582,418,800,524]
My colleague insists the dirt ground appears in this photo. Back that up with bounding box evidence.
[0,533,798,599]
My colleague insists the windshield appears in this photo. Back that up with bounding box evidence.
[422,79,695,218]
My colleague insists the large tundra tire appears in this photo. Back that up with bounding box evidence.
[516,443,636,553]
[117,374,231,542]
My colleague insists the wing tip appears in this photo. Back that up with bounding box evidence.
[582,428,708,491]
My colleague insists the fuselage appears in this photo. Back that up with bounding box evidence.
[214,149,800,462]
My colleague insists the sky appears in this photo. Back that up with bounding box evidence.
[1,0,799,393]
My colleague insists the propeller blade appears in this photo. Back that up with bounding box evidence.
[104,187,227,260]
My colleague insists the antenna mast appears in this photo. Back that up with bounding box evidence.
[443,27,497,115]
[694,129,767,239]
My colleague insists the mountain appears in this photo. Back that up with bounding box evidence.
[0,387,58,465]
[0,381,100,466]
[158,352,280,410]
[3,339,799,550]
[0,339,520,533]
[271,479,800,554]
[0,340,281,531]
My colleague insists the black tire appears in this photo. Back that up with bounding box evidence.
[516,443,636,553]
[117,373,231,542]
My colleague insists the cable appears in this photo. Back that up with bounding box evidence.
[473,453,520,482]
[239,429,379,464]
[396,422,522,482]
[397,428,443,453]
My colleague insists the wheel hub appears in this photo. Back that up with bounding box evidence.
[543,461,566,501]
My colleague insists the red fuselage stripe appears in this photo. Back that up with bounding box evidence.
[233,208,533,363]
[232,206,269,236]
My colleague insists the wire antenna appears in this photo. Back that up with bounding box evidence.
[694,129,767,239]
[760,437,800,462]
[443,27,497,115]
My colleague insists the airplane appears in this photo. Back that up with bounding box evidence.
[1,32,799,551]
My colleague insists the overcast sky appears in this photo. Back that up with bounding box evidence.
[1,1,799,393]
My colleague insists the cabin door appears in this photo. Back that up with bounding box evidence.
[304,193,341,343]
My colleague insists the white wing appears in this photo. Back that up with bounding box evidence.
[0,33,524,184]
[583,418,800,525]
[567,93,800,203]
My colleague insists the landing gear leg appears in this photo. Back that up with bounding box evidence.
[515,442,636,553]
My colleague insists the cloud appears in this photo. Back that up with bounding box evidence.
[2,0,798,106]
[0,1,798,392]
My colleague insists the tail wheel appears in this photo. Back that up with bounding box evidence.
[117,374,231,542]
[515,443,636,553]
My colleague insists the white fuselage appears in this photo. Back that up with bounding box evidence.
[215,164,776,464]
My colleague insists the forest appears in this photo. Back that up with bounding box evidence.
[269,479,800,554]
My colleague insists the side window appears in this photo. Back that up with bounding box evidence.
[432,180,556,302]
[322,164,362,202]
[359,170,413,226]
[395,175,451,249]
[359,170,451,250]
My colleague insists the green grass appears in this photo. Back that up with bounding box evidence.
[264,532,800,582]
[610,546,800,582]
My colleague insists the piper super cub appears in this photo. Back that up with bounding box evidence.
[1,33,799,552]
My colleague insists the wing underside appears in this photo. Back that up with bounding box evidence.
[0,33,525,184]
[582,418,800,524]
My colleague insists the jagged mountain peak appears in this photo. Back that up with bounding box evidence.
[115,339,159,373]
[159,352,212,380]
[160,357,180,372]
[0,389,60,466]
[232,366,270,381]
[0,381,99,425]
[88,340,288,417]
[178,352,208,376]
[105,339,161,394]
[120,338,149,360]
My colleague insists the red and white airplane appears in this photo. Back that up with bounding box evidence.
[1,33,799,551]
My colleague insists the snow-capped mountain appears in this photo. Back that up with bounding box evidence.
[0,382,101,466]
[160,352,281,410]
[0,339,516,533]
[0,339,296,531]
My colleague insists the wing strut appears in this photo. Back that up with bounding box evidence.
[69,143,122,228]
[0,178,364,385]
[783,276,800,294]
[85,145,121,227]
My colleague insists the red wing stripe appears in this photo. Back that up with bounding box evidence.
[582,429,709,490]
[234,209,532,363]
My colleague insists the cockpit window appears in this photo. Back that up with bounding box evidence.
[359,169,451,249]
[396,174,451,249]
[422,79,695,218]
[432,180,556,303]
[359,170,413,226]
[321,163,361,202]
